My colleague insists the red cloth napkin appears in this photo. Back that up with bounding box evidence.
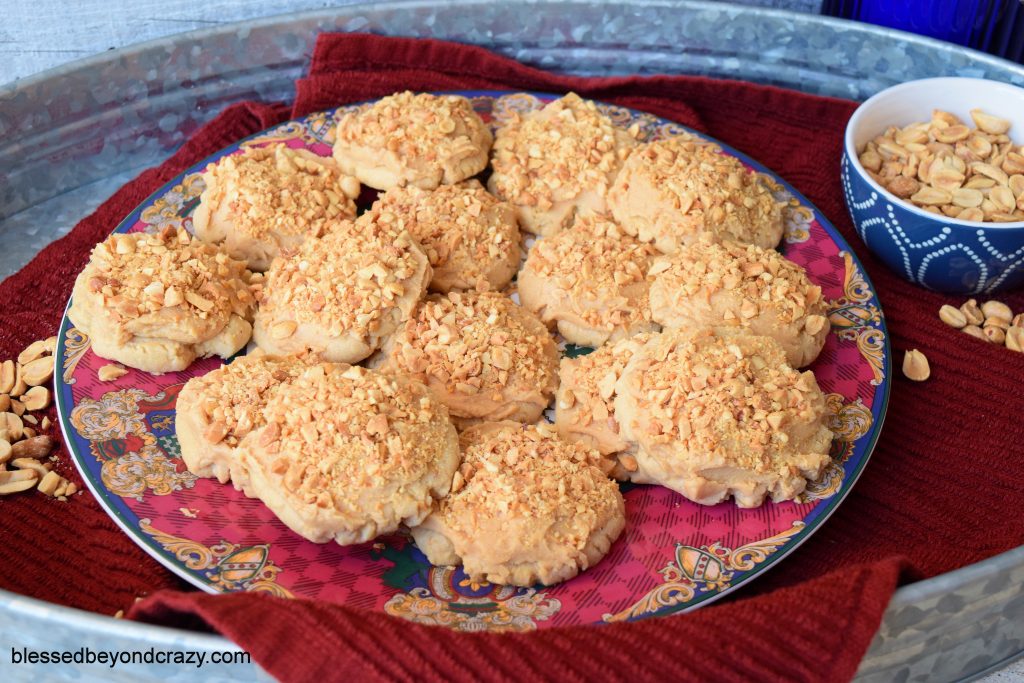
[3,33,1024,682]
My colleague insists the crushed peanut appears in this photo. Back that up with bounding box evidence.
[488,92,638,235]
[609,136,785,253]
[649,239,827,367]
[69,227,257,373]
[195,143,359,269]
[555,334,651,464]
[369,180,521,293]
[256,215,428,357]
[182,355,306,450]
[80,228,254,322]
[616,328,833,507]
[36,470,61,496]
[383,291,559,425]
[333,91,492,189]
[254,364,456,518]
[434,421,622,584]
[519,215,658,346]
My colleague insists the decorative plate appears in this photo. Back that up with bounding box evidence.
[56,91,890,632]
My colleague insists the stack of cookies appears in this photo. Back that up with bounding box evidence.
[69,91,835,587]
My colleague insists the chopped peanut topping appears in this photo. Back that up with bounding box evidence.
[652,240,822,324]
[333,91,492,189]
[441,421,621,551]
[520,215,657,344]
[97,364,129,382]
[618,329,832,483]
[257,215,428,343]
[609,136,785,252]
[383,291,559,424]
[556,334,651,460]
[183,355,307,449]
[198,143,358,244]
[257,364,454,503]
[369,180,521,292]
[84,228,254,322]
[488,93,639,235]
[649,240,828,368]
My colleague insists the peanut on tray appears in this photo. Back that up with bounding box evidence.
[858,108,1024,223]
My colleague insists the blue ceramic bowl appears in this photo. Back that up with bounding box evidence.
[842,77,1024,295]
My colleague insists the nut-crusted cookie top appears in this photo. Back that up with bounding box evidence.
[384,291,559,409]
[618,329,825,470]
[488,93,638,228]
[609,137,784,251]
[199,143,359,242]
[84,227,255,324]
[185,354,306,449]
[650,240,827,327]
[521,215,657,334]
[369,180,520,292]
[557,334,650,452]
[258,216,427,341]
[333,91,492,188]
[442,421,619,534]
[257,363,454,505]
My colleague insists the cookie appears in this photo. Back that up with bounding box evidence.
[176,354,306,493]
[369,180,521,293]
[488,93,638,236]
[614,329,833,507]
[243,363,460,545]
[380,291,559,429]
[554,334,651,478]
[192,143,360,271]
[68,228,256,374]
[332,91,492,190]
[518,215,659,347]
[410,421,625,586]
[608,136,784,253]
[252,213,431,363]
[649,240,829,367]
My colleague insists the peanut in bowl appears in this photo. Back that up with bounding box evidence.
[841,77,1024,294]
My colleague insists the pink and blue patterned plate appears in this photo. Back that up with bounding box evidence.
[55,91,889,631]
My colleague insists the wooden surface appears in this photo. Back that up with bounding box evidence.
[0,0,824,83]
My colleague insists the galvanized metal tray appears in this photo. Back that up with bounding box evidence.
[1,2,1023,680]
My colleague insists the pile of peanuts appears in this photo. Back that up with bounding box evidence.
[939,298,1024,350]
[0,337,77,500]
[858,108,1024,223]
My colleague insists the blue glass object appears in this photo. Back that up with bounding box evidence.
[823,0,1024,63]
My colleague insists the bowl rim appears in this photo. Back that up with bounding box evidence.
[844,76,1024,230]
